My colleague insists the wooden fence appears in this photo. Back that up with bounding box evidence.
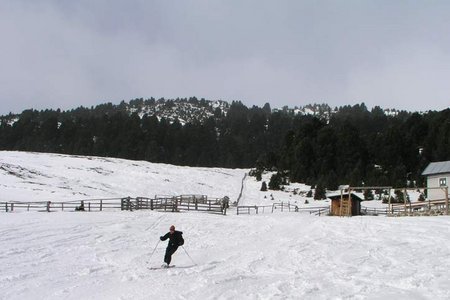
[390,199,449,216]
[120,195,229,215]
[360,206,389,216]
[0,195,229,215]
[1,198,123,213]
[237,202,329,215]
[309,207,330,216]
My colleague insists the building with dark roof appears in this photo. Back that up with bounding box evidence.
[422,161,450,200]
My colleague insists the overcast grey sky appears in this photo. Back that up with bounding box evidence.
[1,0,450,115]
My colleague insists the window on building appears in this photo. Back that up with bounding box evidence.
[439,178,447,186]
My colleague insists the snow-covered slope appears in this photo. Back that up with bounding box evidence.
[1,210,449,299]
[0,151,449,299]
[0,151,247,202]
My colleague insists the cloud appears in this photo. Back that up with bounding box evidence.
[1,1,449,114]
[347,43,450,111]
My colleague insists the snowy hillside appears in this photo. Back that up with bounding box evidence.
[0,151,247,202]
[0,151,449,299]
[126,98,230,125]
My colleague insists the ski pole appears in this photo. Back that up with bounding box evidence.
[148,239,161,262]
[181,246,197,265]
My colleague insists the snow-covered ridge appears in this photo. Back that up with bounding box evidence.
[127,98,230,125]
[0,151,247,202]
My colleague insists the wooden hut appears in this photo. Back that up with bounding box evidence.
[327,191,363,216]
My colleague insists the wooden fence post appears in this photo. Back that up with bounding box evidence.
[100,200,103,211]
[11,203,14,212]
[388,188,392,215]
[172,197,176,212]
[46,201,51,212]
[221,197,228,215]
[5,202,7,212]
[62,203,64,211]
[445,187,449,215]
[88,202,91,212]
[404,188,408,215]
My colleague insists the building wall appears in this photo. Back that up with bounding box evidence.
[331,199,343,216]
[426,174,450,200]
[352,199,361,215]
[330,197,361,216]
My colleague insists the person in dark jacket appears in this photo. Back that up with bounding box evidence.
[160,225,184,267]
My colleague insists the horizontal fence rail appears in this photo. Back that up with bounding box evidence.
[237,202,329,215]
[309,207,330,216]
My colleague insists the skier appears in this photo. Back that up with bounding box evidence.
[160,225,184,267]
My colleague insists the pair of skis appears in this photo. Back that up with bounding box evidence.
[148,264,176,270]
[148,239,197,270]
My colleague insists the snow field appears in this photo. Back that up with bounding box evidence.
[1,211,449,300]
[1,151,449,299]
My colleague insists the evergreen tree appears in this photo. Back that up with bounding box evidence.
[314,182,326,200]
[1,98,449,189]
[268,172,283,190]
[260,181,267,191]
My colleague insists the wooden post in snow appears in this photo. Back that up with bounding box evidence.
[445,186,449,215]
[388,188,392,215]
[348,189,352,217]
[404,188,407,215]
